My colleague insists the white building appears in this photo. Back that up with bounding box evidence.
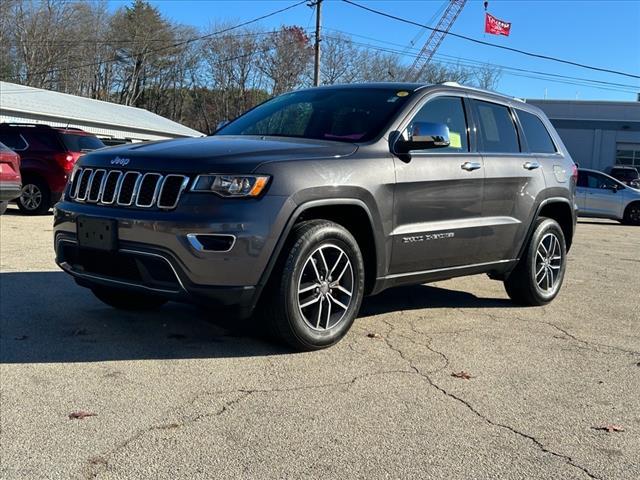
[0,81,202,144]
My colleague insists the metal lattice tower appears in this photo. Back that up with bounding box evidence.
[407,0,468,82]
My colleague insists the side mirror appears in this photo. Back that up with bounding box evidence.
[395,122,450,154]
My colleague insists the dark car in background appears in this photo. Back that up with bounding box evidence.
[0,124,105,214]
[605,165,640,189]
[0,141,21,215]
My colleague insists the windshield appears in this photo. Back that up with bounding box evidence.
[216,87,416,143]
[61,133,105,152]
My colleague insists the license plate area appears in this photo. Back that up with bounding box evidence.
[77,216,118,251]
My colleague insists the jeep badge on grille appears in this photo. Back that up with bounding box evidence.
[111,156,130,166]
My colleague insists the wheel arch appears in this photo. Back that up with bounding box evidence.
[257,198,383,302]
[517,197,575,260]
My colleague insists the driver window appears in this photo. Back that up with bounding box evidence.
[410,96,469,152]
[587,173,618,190]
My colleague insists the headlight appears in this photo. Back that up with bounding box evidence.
[191,174,270,197]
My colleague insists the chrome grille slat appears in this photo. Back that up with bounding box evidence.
[69,167,188,210]
[88,169,106,202]
[100,170,122,205]
[76,168,93,201]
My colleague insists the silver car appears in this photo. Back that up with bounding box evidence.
[577,168,640,225]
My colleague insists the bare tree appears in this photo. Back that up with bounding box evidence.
[259,26,312,95]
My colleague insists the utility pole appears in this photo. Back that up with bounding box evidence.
[311,0,322,86]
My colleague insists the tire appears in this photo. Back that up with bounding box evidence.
[17,178,51,215]
[91,286,168,311]
[0,201,7,215]
[504,217,567,306]
[266,220,366,351]
[622,202,640,226]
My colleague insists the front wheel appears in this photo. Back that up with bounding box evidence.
[622,202,640,226]
[266,220,365,351]
[504,217,567,306]
[91,286,168,311]
[0,201,8,215]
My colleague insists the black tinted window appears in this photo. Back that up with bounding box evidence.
[61,134,105,152]
[218,88,414,143]
[410,96,468,152]
[0,132,28,151]
[20,130,60,151]
[516,110,556,154]
[472,100,520,153]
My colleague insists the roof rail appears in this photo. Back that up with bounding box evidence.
[0,122,54,129]
[438,81,525,103]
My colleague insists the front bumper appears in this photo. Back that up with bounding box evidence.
[54,193,296,315]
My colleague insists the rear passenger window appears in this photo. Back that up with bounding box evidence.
[516,110,556,154]
[410,96,469,152]
[0,132,28,151]
[472,100,520,153]
[21,131,61,151]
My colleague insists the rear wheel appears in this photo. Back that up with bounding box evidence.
[17,178,51,215]
[91,286,168,311]
[0,201,8,215]
[266,220,365,351]
[504,217,567,306]
[622,202,640,226]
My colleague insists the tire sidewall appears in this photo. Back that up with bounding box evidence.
[624,202,640,226]
[528,218,567,303]
[18,178,50,215]
[281,224,365,349]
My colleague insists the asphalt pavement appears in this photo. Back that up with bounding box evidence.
[1,205,638,479]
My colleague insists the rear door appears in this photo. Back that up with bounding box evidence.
[471,99,546,263]
[390,94,485,274]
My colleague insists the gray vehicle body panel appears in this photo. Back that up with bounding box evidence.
[53,83,577,316]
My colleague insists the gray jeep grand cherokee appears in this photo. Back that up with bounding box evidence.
[54,83,577,350]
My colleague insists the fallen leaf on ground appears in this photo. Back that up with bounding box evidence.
[592,424,625,433]
[69,411,97,420]
[451,371,473,380]
[367,333,382,339]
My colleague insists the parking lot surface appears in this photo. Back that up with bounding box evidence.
[1,207,638,480]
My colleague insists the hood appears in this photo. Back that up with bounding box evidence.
[78,135,358,173]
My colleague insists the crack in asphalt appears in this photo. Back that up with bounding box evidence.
[83,367,411,478]
[456,308,639,358]
[380,321,603,480]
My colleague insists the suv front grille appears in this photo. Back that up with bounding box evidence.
[69,168,189,210]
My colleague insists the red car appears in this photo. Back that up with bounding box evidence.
[0,124,105,215]
[0,141,21,215]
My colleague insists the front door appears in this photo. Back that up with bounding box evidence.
[579,171,623,218]
[390,95,485,275]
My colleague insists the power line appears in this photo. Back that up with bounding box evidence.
[342,0,640,80]
[321,33,639,94]
[10,0,307,80]
[323,29,639,91]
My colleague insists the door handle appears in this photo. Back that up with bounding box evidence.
[461,161,482,171]
[523,161,540,170]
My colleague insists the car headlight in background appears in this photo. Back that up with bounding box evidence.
[191,174,270,197]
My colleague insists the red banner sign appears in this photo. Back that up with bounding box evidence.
[485,13,511,36]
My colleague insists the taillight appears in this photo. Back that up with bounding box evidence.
[55,152,80,173]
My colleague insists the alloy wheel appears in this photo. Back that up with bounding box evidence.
[534,232,563,294]
[21,184,42,210]
[297,244,354,331]
[629,205,640,224]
